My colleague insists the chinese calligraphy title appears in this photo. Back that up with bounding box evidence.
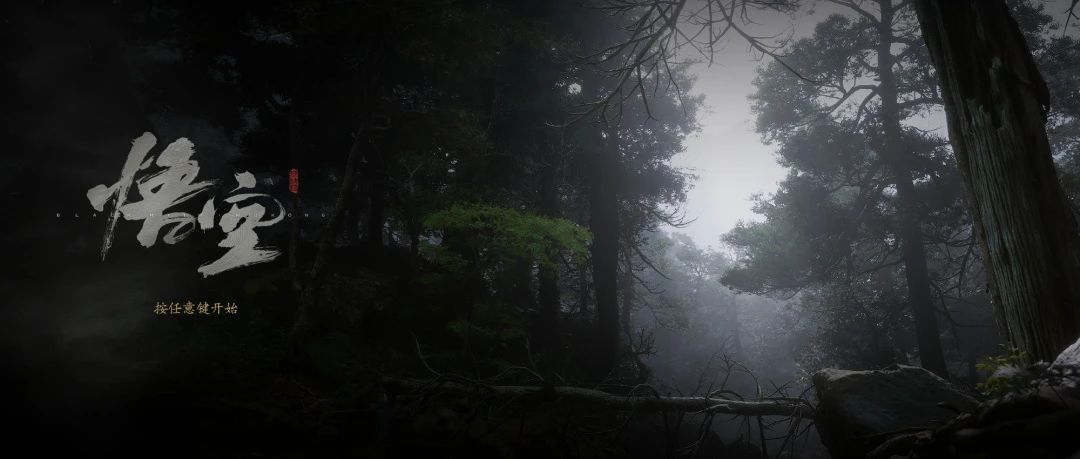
[87,132,284,277]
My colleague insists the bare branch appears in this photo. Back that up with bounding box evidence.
[1068,0,1080,30]
[821,84,879,114]
[633,243,672,279]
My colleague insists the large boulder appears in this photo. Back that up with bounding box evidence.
[1053,337,1080,368]
[813,365,978,458]
[1048,337,1080,399]
[817,339,1080,459]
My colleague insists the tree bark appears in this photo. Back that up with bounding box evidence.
[914,0,1080,362]
[877,0,949,377]
[589,127,621,376]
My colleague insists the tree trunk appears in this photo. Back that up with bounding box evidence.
[362,145,386,254]
[621,265,650,382]
[914,0,1080,362]
[620,266,633,341]
[589,127,621,376]
[535,157,561,352]
[536,264,559,348]
[728,294,744,360]
[383,378,815,418]
[577,264,591,316]
[290,127,366,344]
[877,0,949,378]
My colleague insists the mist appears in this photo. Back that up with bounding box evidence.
[3,0,1080,458]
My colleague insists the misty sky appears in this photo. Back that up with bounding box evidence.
[671,0,1076,249]
[669,6,827,249]
[673,49,784,250]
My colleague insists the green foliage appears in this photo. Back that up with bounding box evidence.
[423,203,591,268]
[418,241,470,275]
[975,345,1031,397]
[722,216,812,295]
[421,204,590,370]
[447,303,527,345]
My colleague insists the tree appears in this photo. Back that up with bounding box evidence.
[723,1,960,377]
[913,0,1080,362]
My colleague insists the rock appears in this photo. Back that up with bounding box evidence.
[1035,337,1080,403]
[838,341,1080,458]
[813,365,978,458]
[1052,337,1080,368]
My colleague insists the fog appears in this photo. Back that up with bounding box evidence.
[3,0,1080,457]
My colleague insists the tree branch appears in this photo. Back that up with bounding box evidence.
[897,96,942,111]
[383,377,816,418]
[1067,0,1079,29]
[824,0,880,24]
[822,83,879,114]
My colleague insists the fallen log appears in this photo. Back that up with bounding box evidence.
[382,377,815,419]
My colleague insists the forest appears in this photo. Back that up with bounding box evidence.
[2,0,1080,458]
